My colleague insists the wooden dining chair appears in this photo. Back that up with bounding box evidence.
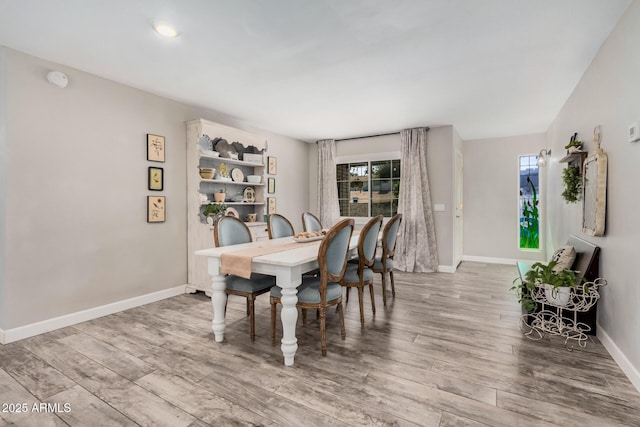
[214,216,275,341]
[372,213,402,306]
[301,212,322,232]
[267,213,295,239]
[340,215,383,326]
[270,218,354,356]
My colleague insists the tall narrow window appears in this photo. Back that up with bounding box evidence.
[337,159,400,218]
[519,155,540,250]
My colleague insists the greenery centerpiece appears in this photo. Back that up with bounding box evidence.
[511,260,582,310]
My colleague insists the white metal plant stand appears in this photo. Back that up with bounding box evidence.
[519,278,607,350]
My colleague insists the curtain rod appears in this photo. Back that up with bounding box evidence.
[325,127,430,143]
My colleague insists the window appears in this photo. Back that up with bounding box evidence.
[337,160,400,217]
[519,155,540,250]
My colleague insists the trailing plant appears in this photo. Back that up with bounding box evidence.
[511,260,582,311]
[519,177,539,249]
[561,165,582,203]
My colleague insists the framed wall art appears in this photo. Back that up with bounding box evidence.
[267,197,276,214]
[267,177,276,194]
[147,196,166,223]
[148,167,163,191]
[147,134,165,162]
[267,156,277,175]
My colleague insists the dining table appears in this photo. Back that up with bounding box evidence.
[195,234,359,366]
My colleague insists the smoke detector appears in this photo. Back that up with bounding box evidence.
[47,71,69,88]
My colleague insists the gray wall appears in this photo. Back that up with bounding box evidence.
[546,1,640,375]
[262,133,310,234]
[0,48,7,328]
[308,126,456,270]
[1,48,309,330]
[463,133,547,262]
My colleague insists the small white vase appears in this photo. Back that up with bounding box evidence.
[543,284,571,307]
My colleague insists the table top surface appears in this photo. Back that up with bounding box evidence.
[195,235,359,267]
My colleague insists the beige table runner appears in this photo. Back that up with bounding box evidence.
[221,239,320,279]
[221,230,360,279]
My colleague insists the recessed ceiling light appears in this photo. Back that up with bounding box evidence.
[153,23,178,38]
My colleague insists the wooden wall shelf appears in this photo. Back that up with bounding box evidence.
[559,150,587,174]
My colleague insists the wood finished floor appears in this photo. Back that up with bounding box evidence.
[1,262,639,426]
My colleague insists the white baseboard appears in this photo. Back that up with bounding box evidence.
[0,285,187,344]
[462,255,519,265]
[438,265,456,273]
[597,324,640,394]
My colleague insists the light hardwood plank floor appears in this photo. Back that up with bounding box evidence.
[1,262,639,426]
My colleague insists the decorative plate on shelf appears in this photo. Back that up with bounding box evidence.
[243,187,256,203]
[198,135,212,152]
[214,139,238,159]
[232,141,245,160]
[231,168,244,182]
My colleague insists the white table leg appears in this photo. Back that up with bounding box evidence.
[276,266,302,366]
[280,287,299,366]
[208,258,226,342]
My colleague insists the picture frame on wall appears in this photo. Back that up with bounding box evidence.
[267,197,276,214]
[147,196,166,223]
[267,177,275,194]
[267,156,277,175]
[148,167,164,191]
[147,134,165,162]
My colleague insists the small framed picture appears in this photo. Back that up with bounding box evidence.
[267,197,276,214]
[267,156,277,175]
[148,167,163,191]
[147,196,166,223]
[267,177,276,194]
[147,134,165,162]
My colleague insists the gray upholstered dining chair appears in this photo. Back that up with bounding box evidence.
[340,215,383,326]
[270,218,354,356]
[301,212,322,232]
[267,213,295,239]
[214,216,275,341]
[372,213,402,306]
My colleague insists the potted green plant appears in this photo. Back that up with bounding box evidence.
[564,139,583,153]
[561,165,582,203]
[565,133,583,153]
[213,188,227,202]
[202,201,227,219]
[511,260,582,310]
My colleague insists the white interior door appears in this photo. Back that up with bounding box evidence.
[454,151,464,268]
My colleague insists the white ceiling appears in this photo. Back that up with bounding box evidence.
[0,0,631,141]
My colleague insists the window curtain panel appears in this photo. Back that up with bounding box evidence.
[395,128,439,272]
[317,139,340,227]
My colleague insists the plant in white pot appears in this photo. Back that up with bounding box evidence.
[202,202,227,225]
[511,260,582,310]
[213,188,227,202]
